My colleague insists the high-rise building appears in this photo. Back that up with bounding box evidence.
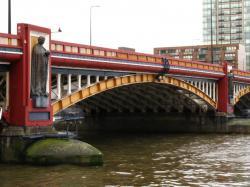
[203,0,250,69]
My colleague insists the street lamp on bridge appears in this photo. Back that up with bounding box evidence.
[90,5,100,46]
[8,0,11,34]
[52,27,62,34]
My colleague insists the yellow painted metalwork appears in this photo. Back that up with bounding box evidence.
[52,74,217,115]
[234,86,250,105]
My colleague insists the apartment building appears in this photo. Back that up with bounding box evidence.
[203,0,250,69]
[154,44,246,70]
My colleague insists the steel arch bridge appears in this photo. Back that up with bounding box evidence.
[0,23,250,127]
[52,74,217,115]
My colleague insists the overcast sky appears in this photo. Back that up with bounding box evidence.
[0,0,203,53]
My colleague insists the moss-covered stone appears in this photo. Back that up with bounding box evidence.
[25,138,103,166]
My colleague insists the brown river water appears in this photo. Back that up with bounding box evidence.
[1,133,250,187]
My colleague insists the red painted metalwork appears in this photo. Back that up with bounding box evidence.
[7,24,53,127]
[0,33,22,62]
[217,62,230,113]
[232,69,250,83]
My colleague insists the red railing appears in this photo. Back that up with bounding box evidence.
[168,58,224,73]
[51,40,224,74]
[232,69,250,77]
[0,33,20,47]
[0,34,225,74]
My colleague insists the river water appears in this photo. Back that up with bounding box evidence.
[1,133,250,186]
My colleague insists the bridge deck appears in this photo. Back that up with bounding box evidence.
[0,32,250,82]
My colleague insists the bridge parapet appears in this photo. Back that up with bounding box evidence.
[51,40,225,79]
[51,40,162,64]
[0,33,232,80]
[0,33,22,63]
[0,33,19,47]
[232,69,250,83]
[169,58,223,74]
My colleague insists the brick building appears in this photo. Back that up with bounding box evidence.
[154,43,246,70]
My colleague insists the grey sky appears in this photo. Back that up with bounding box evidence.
[0,0,203,53]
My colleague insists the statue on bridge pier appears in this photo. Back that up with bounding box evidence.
[30,36,50,107]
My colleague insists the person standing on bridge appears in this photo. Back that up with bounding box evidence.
[30,36,50,98]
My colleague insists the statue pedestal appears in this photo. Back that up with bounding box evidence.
[33,96,49,108]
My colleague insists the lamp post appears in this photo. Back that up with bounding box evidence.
[51,27,62,34]
[210,0,213,64]
[8,0,11,34]
[90,5,100,46]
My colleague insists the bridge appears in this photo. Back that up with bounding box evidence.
[0,23,250,129]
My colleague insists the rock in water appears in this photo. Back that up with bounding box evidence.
[25,138,103,166]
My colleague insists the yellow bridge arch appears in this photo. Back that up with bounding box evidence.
[52,74,217,115]
[234,86,250,105]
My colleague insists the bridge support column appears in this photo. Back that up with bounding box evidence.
[0,23,104,165]
[87,75,91,86]
[0,24,56,163]
[213,82,216,101]
[77,75,81,90]
[67,74,72,95]
[194,81,198,88]
[96,75,100,83]
[57,74,61,99]
[217,62,233,114]
[206,82,209,96]
[5,23,53,128]
[209,82,212,98]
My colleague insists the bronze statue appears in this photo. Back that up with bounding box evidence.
[30,36,50,98]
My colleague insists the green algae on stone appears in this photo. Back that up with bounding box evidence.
[25,138,103,166]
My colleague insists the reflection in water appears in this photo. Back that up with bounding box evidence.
[1,134,250,186]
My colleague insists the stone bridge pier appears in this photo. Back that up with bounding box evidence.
[0,24,103,165]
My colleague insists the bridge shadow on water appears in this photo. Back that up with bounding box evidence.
[54,112,229,136]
